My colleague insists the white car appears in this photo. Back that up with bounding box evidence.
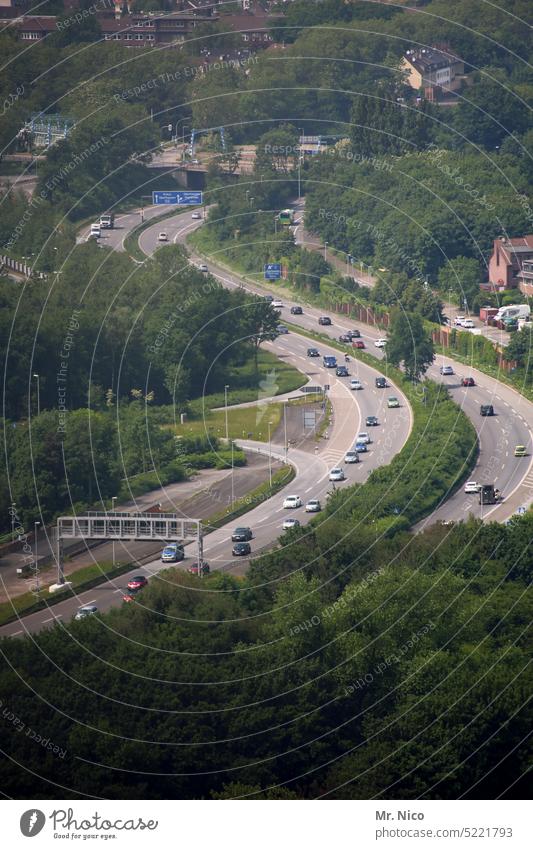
[90,224,101,238]
[375,338,387,348]
[272,299,284,308]
[350,379,363,390]
[344,451,359,464]
[191,212,202,220]
[283,494,302,509]
[75,605,98,621]
[157,231,168,242]
[462,319,475,328]
[464,481,480,494]
[199,264,208,273]
[305,499,321,513]
[454,316,465,326]
[357,432,371,444]
[329,467,345,482]
[282,517,300,530]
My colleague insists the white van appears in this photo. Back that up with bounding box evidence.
[495,304,531,322]
[90,223,101,238]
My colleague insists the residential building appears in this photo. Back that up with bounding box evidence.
[487,235,533,295]
[401,44,466,102]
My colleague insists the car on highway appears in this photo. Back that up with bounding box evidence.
[329,467,345,481]
[157,231,168,242]
[464,481,481,494]
[307,347,320,357]
[161,543,185,562]
[462,377,475,386]
[350,379,363,390]
[323,355,337,368]
[462,319,475,329]
[318,316,332,326]
[480,404,494,416]
[188,562,211,576]
[75,605,98,621]
[347,329,361,339]
[375,376,387,388]
[344,450,359,464]
[127,576,148,591]
[514,445,527,457]
[90,223,101,238]
[336,365,349,377]
[123,587,143,603]
[199,264,208,273]
[231,527,252,542]
[454,316,466,326]
[191,211,202,220]
[387,396,400,408]
[365,416,379,427]
[355,441,367,453]
[272,299,284,308]
[339,334,351,343]
[264,294,273,302]
[290,305,303,315]
[353,339,365,349]
[283,494,302,509]
[277,324,289,334]
[375,338,387,348]
[232,541,251,556]
[305,499,322,513]
[440,365,454,375]
[357,431,371,443]
[282,517,300,530]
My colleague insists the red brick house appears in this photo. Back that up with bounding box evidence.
[487,235,533,294]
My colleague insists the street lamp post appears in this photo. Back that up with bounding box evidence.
[231,439,235,505]
[297,155,303,199]
[283,401,288,462]
[111,496,117,566]
[324,242,328,261]
[224,385,229,441]
[274,216,278,234]
[34,521,40,593]
[33,373,40,416]
[268,421,273,486]
[11,502,16,541]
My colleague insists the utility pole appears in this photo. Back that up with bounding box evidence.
[224,384,229,441]
[268,421,273,486]
[111,496,117,566]
[33,373,40,416]
[283,401,288,462]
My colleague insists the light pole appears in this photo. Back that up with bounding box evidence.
[283,400,288,462]
[297,155,303,199]
[346,253,352,275]
[274,216,278,234]
[111,496,117,566]
[34,521,40,592]
[224,384,229,441]
[231,439,235,506]
[33,373,40,416]
[11,502,16,542]
[268,420,273,486]
[324,242,328,261]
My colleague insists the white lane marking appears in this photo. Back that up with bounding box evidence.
[11,630,23,636]
[42,614,62,623]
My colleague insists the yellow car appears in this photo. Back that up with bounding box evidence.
[514,445,527,457]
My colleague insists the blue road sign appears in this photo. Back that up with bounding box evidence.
[152,191,203,205]
[264,263,282,280]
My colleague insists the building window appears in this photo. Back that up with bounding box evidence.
[113,34,121,39]
[146,34,154,41]
[125,34,132,40]
[135,34,143,40]
[21,31,41,40]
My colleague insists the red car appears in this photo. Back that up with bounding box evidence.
[122,587,142,603]
[461,377,475,387]
[127,575,148,591]
[353,339,365,349]
[187,562,210,576]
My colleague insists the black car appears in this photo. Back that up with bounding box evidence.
[290,305,303,315]
[366,415,379,426]
[232,541,251,556]
[231,526,252,542]
[336,365,349,377]
[318,316,332,326]
[264,295,273,302]
[307,347,320,357]
[339,334,351,343]
[480,404,494,416]
[375,377,387,388]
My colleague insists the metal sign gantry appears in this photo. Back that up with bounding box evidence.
[55,512,204,584]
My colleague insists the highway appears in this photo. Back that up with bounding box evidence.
[4,202,531,637]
